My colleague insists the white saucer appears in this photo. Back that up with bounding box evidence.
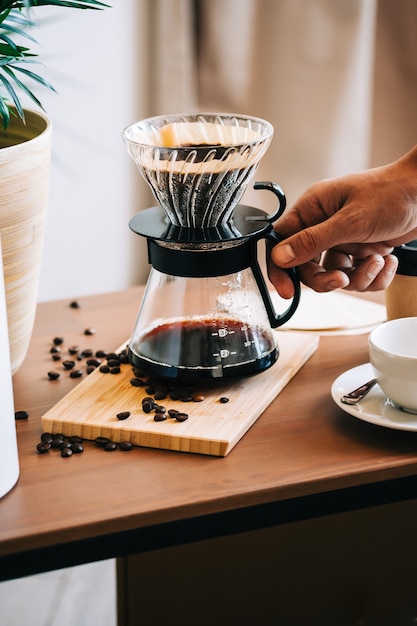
[331,363,417,432]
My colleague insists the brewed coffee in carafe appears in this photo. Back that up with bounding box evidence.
[123,113,300,382]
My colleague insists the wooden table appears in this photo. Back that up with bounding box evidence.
[2,287,417,623]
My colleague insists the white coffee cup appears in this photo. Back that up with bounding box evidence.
[369,317,417,414]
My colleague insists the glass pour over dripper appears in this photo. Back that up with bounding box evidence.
[123,112,273,228]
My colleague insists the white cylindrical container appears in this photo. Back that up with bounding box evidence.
[0,237,19,498]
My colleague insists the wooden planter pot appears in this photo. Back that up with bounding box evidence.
[0,109,52,374]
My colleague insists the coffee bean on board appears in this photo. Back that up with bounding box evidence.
[130,377,145,387]
[175,412,189,422]
[116,411,131,421]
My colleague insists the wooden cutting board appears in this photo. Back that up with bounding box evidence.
[41,332,318,456]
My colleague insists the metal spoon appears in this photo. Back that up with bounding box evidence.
[341,378,377,405]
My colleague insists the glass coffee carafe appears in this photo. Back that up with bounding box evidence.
[123,112,300,382]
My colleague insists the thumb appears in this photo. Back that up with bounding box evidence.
[272,220,340,268]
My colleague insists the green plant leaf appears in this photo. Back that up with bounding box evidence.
[0,0,110,128]
[12,63,58,92]
[2,63,45,109]
[0,92,11,127]
[0,71,24,117]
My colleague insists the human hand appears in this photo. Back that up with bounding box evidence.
[269,146,417,297]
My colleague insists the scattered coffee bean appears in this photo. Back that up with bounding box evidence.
[95,350,108,358]
[86,358,101,367]
[70,442,84,453]
[52,354,62,361]
[50,346,60,354]
[84,327,96,336]
[47,371,60,380]
[130,377,145,387]
[107,359,120,368]
[53,337,64,346]
[154,412,167,422]
[62,360,76,370]
[15,410,29,420]
[70,369,83,379]
[168,409,180,418]
[61,447,73,458]
[86,366,96,375]
[37,441,51,454]
[119,441,133,451]
[99,365,110,373]
[60,441,72,450]
[51,436,64,449]
[95,436,111,447]
[104,441,118,451]
[69,435,82,443]
[110,366,121,374]
[193,395,205,402]
[116,411,131,421]
[154,390,167,401]
[81,349,94,358]
[175,412,189,422]
[68,346,79,355]
[219,397,229,404]
[41,433,53,443]
[69,300,80,308]
[142,399,154,414]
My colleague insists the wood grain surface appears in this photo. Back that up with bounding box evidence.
[4,287,417,571]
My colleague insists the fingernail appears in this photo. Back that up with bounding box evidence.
[274,243,296,265]
[327,278,349,290]
[366,260,383,279]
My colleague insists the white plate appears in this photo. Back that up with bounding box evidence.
[331,363,417,432]
[271,288,386,334]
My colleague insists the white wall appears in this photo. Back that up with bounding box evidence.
[33,1,152,302]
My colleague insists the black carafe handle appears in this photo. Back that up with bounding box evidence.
[251,181,301,328]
